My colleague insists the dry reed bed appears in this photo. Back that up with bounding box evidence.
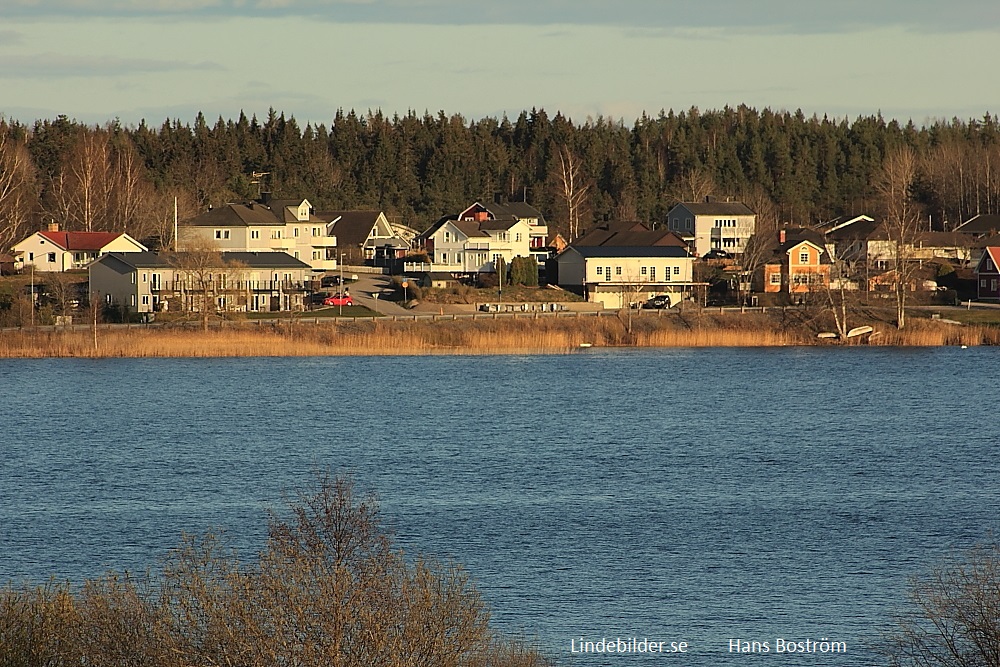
[0,316,990,358]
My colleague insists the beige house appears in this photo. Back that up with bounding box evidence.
[666,200,756,257]
[179,196,337,272]
[13,227,147,272]
[89,251,313,314]
[555,245,695,309]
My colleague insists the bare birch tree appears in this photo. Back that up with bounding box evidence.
[555,145,590,241]
[0,129,39,251]
[875,146,923,329]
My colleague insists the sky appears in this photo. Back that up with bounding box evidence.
[1,0,998,129]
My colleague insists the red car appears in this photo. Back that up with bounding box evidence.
[323,293,353,307]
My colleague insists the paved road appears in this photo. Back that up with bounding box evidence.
[345,272,413,315]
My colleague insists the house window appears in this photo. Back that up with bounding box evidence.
[251,230,260,239]
[214,229,230,240]
[605,266,611,281]
[293,227,300,237]
[142,295,150,306]
[444,231,451,242]
[130,295,136,307]
[441,252,448,263]
[650,266,656,281]
[293,251,300,259]
[800,251,810,264]
[312,251,321,260]
[28,252,34,261]
[312,227,321,236]
[615,266,622,276]
[516,233,522,242]
[673,266,680,275]
[770,273,782,285]
[596,266,603,275]
[48,252,56,263]
[641,266,647,275]
[981,279,988,289]
[993,279,998,291]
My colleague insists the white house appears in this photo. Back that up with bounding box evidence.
[178,195,337,272]
[555,245,695,309]
[12,227,147,272]
[666,200,756,257]
[415,212,536,274]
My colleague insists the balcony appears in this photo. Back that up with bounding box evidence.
[308,236,338,247]
[270,237,295,250]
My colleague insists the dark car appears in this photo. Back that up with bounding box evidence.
[320,275,342,288]
[704,249,733,260]
[642,294,671,309]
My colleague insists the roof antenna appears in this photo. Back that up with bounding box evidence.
[250,171,270,199]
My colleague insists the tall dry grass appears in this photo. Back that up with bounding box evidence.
[0,315,990,358]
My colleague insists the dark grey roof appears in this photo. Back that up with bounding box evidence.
[956,214,1000,235]
[318,210,384,248]
[485,201,546,224]
[183,203,284,227]
[566,245,691,258]
[100,251,311,270]
[673,202,755,216]
[825,218,880,240]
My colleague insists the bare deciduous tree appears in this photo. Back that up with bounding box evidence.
[554,145,590,241]
[0,128,39,251]
[875,146,923,329]
[670,167,716,204]
[884,542,1000,667]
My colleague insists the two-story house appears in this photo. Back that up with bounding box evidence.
[553,223,694,308]
[12,226,147,272]
[666,199,756,257]
[178,195,337,272]
[90,251,313,314]
[761,228,831,294]
[415,198,546,276]
[317,210,409,264]
[457,198,549,266]
[975,247,1000,300]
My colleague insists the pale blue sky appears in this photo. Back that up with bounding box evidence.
[1,0,998,128]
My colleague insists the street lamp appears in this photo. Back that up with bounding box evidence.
[339,252,346,317]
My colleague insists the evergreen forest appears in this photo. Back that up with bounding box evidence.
[2,105,1000,251]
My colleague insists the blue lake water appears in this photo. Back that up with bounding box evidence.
[0,348,996,665]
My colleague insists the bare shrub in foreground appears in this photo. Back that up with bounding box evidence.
[0,474,550,667]
[885,542,1000,667]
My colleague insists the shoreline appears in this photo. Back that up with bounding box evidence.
[0,315,994,358]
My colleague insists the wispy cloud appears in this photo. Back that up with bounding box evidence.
[2,0,998,32]
[0,29,25,45]
[0,54,224,78]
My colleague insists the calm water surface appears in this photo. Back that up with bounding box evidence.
[1,348,996,665]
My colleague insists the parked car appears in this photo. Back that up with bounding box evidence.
[320,275,342,288]
[642,294,671,309]
[323,293,353,307]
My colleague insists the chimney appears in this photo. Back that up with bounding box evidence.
[47,221,59,232]
[779,229,787,244]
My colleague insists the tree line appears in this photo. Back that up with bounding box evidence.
[2,106,1000,251]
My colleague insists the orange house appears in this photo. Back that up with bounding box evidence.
[762,230,831,293]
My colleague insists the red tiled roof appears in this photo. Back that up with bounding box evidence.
[38,231,123,251]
